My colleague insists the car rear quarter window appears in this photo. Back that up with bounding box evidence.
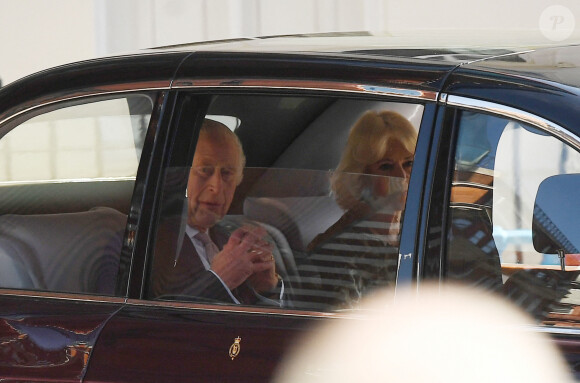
[0,94,153,295]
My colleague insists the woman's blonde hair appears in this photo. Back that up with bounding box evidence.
[331,110,417,209]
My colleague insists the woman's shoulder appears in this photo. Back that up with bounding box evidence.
[307,202,373,251]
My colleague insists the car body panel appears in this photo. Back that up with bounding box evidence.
[83,301,329,383]
[0,292,123,382]
[3,34,580,381]
[147,31,554,62]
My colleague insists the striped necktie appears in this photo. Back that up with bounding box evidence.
[195,231,220,264]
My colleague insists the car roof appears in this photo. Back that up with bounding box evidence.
[461,44,580,89]
[3,31,580,128]
[147,31,578,62]
[144,31,580,88]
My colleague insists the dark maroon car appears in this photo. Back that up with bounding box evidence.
[2,33,580,381]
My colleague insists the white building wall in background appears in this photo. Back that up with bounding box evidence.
[93,0,382,55]
[0,0,96,86]
[2,0,580,85]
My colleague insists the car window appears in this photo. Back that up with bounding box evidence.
[0,95,153,295]
[446,109,580,324]
[148,94,424,312]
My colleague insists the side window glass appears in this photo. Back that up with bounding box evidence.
[447,109,580,324]
[148,95,423,312]
[0,95,153,295]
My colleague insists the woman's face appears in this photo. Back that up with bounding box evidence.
[364,139,414,199]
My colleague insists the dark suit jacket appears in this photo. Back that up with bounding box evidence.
[149,216,284,305]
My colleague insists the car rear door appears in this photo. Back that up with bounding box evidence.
[83,53,448,382]
[0,92,159,382]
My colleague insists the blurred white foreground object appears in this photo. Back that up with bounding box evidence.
[274,284,574,383]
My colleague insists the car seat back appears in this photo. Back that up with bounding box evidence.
[0,207,126,294]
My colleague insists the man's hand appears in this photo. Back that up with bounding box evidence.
[247,251,279,293]
[210,225,276,290]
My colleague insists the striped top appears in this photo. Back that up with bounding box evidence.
[293,202,401,311]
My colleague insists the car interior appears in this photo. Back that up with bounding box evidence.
[151,94,424,309]
[446,112,580,322]
[2,88,579,317]
[0,91,426,309]
[0,95,152,295]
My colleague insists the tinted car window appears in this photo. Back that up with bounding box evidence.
[447,109,580,323]
[147,94,424,312]
[0,95,153,295]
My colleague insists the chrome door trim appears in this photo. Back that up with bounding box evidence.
[446,95,580,150]
[172,78,438,101]
[0,288,127,304]
[126,298,363,320]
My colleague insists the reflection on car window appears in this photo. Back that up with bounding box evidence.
[148,95,423,311]
[0,95,153,295]
[0,96,151,182]
[149,167,408,311]
[447,110,580,324]
[295,172,407,310]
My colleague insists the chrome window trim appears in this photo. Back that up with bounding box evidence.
[0,176,136,187]
[172,78,438,101]
[0,288,127,304]
[446,95,580,151]
[126,298,365,319]
[0,81,170,128]
[5,290,580,335]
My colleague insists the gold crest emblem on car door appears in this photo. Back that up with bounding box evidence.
[229,336,241,360]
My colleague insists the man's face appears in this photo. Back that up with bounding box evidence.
[187,132,242,231]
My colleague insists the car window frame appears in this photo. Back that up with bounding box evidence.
[138,84,438,316]
[429,94,580,330]
[425,94,580,277]
[0,89,164,299]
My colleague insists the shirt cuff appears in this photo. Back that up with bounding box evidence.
[254,275,284,307]
[208,269,240,304]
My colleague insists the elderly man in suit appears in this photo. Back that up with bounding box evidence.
[150,119,283,305]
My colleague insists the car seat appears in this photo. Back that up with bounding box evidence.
[0,207,126,294]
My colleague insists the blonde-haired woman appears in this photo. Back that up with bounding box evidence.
[331,110,417,211]
[302,110,417,310]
